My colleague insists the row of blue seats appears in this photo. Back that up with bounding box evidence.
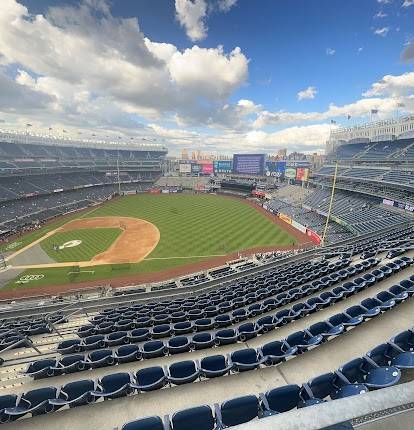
[24,273,414,380]
[87,259,337,324]
[5,326,413,426]
[58,258,409,357]
[120,328,414,429]
[79,259,354,335]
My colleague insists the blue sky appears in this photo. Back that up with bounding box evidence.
[0,0,413,154]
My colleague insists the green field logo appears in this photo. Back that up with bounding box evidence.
[57,240,82,250]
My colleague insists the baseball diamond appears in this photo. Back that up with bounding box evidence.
[2,194,309,292]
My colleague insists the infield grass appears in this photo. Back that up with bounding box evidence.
[40,228,122,263]
[5,194,298,289]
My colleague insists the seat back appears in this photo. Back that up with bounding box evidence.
[136,367,165,386]
[63,380,94,400]
[220,395,259,427]
[172,405,215,430]
[231,349,257,364]
[101,372,130,392]
[340,358,364,383]
[22,387,57,408]
[266,384,300,413]
[307,373,336,400]
[0,394,17,410]
[121,416,164,430]
[201,355,226,371]
[169,361,196,378]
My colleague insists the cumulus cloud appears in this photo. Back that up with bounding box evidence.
[402,0,414,7]
[175,0,208,41]
[297,86,317,101]
[377,0,391,3]
[374,27,390,36]
[362,72,414,97]
[0,0,248,129]
[326,48,336,56]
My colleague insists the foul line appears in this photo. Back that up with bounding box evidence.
[144,254,227,260]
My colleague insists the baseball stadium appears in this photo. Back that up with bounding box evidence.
[0,1,414,430]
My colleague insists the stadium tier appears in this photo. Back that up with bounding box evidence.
[0,134,167,236]
[0,225,413,429]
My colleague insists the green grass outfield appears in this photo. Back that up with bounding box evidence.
[40,228,122,263]
[5,194,297,291]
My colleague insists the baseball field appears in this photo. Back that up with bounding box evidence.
[1,193,309,293]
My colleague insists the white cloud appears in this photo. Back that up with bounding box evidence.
[374,10,388,18]
[326,48,336,56]
[297,86,318,101]
[374,27,390,36]
[357,47,364,53]
[362,72,414,97]
[218,0,238,12]
[402,0,414,7]
[0,0,248,129]
[175,0,208,41]
[377,0,391,3]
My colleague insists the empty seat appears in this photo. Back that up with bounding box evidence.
[23,359,56,379]
[91,372,133,399]
[215,329,238,346]
[192,333,215,350]
[170,405,215,430]
[286,330,323,353]
[53,354,88,375]
[132,366,167,391]
[259,384,301,416]
[49,379,95,409]
[215,395,259,427]
[200,355,232,378]
[5,387,57,418]
[168,361,199,385]
[87,349,116,368]
[142,341,166,359]
[117,345,142,364]
[168,337,192,355]
[121,416,164,430]
[57,339,83,354]
[230,349,263,372]
[258,340,297,365]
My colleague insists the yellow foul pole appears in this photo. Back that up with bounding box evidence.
[322,161,338,246]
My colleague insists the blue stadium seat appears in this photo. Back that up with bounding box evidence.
[142,341,167,359]
[86,349,117,368]
[121,416,165,430]
[215,395,260,427]
[53,354,88,375]
[49,379,95,408]
[168,336,192,355]
[91,372,133,399]
[23,359,56,379]
[192,333,215,350]
[259,384,301,416]
[199,355,232,378]
[168,361,199,385]
[229,349,264,372]
[215,329,238,346]
[286,330,323,353]
[169,405,216,430]
[117,344,142,363]
[5,387,57,418]
[57,339,83,354]
[258,340,297,365]
[132,366,167,391]
[0,395,17,423]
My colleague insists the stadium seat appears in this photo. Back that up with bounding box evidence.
[286,330,323,353]
[0,395,17,423]
[173,322,193,335]
[229,349,264,372]
[170,405,216,430]
[53,354,88,375]
[214,315,232,328]
[168,336,192,355]
[107,331,129,347]
[132,366,167,391]
[83,335,106,350]
[259,384,301,416]
[237,322,260,341]
[129,328,151,343]
[199,355,233,378]
[23,359,56,379]
[152,324,172,339]
[85,349,117,368]
[192,333,215,350]
[91,372,133,399]
[57,339,83,354]
[258,340,298,365]
[121,416,165,430]
[117,344,142,363]
[306,321,344,339]
[215,329,238,346]
[215,395,260,427]
[142,341,167,359]
[168,361,199,385]
[49,379,95,408]
[5,387,57,418]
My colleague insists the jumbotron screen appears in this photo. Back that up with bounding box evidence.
[232,154,265,175]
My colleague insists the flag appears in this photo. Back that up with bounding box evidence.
[330,119,336,124]
[347,115,351,120]
[371,109,378,114]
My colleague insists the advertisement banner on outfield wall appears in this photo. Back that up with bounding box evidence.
[279,213,292,224]
[191,163,201,173]
[291,219,307,233]
[214,160,233,173]
[201,163,214,174]
[307,229,321,244]
[179,163,192,173]
[285,167,296,179]
[382,198,414,212]
[296,168,309,182]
